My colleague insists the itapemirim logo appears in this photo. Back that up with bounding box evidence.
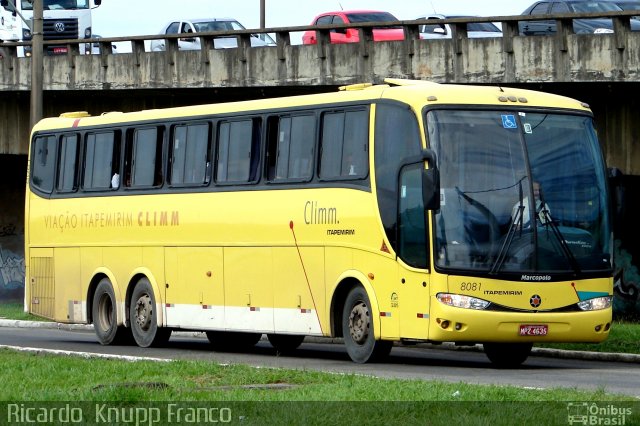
[567,402,632,425]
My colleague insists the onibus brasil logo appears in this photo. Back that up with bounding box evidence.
[567,402,632,425]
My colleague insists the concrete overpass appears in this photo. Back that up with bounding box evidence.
[1,12,640,303]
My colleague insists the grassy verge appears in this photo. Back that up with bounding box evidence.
[537,321,640,354]
[0,301,45,321]
[0,349,637,426]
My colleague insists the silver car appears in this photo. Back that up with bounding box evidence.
[416,14,502,39]
[149,18,274,51]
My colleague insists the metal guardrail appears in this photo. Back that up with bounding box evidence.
[1,10,640,59]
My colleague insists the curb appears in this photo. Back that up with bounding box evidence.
[1,319,638,364]
[0,318,92,331]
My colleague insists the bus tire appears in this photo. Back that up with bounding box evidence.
[130,278,171,347]
[206,331,262,351]
[483,342,532,368]
[267,334,305,353]
[342,286,392,363]
[92,278,132,345]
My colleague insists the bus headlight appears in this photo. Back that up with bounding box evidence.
[437,293,490,310]
[577,296,612,311]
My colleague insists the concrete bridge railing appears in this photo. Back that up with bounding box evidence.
[2,11,640,91]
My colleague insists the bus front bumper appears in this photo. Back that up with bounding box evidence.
[427,303,612,344]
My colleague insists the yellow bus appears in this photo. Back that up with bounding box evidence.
[24,79,613,367]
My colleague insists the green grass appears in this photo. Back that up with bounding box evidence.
[0,302,44,321]
[0,349,637,426]
[536,321,640,354]
[0,349,624,401]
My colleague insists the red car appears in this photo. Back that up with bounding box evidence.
[302,10,405,44]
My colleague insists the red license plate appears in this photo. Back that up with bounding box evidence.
[519,324,548,336]
[53,47,68,54]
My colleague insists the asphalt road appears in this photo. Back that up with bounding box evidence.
[0,325,638,398]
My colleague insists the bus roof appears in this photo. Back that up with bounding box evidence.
[32,79,592,132]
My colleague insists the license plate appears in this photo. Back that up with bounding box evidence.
[53,47,68,54]
[519,324,548,336]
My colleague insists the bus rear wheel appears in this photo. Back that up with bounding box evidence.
[483,342,533,368]
[342,286,392,363]
[206,331,262,351]
[92,278,132,345]
[267,334,305,353]
[130,278,171,347]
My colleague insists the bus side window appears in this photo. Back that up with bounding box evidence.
[374,103,422,250]
[56,134,79,193]
[319,109,368,180]
[83,131,119,191]
[266,114,315,182]
[169,122,210,186]
[216,118,260,184]
[125,127,164,188]
[31,135,57,194]
[111,134,121,189]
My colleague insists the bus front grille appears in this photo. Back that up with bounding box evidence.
[43,18,79,40]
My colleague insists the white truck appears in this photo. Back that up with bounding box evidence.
[19,0,101,55]
[0,0,20,44]
[0,0,20,58]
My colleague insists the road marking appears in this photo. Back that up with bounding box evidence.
[0,344,172,362]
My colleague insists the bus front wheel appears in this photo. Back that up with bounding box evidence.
[483,342,532,368]
[130,278,171,347]
[342,286,392,363]
[92,278,132,345]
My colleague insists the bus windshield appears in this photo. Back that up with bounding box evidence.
[21,0,90,10]
[428,109,612,276]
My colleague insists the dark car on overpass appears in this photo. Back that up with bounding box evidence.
[520,0,640,34]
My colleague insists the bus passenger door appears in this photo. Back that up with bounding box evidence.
[396,163,431,340]
[164,247,225,329]
[397,265,431,340]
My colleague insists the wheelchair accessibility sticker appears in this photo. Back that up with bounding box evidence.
[501,114,518,129]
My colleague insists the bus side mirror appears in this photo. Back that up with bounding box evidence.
[400,148,440,211]
[423,167,440,211]
[0,0,9,8]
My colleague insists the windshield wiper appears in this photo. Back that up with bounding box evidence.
[537,193,582,275]
[490,180,524,274]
